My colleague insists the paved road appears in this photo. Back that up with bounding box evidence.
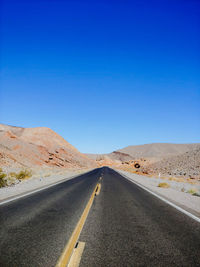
[0,168,101,267]
[0,167,200,267]
[79,167,200,266]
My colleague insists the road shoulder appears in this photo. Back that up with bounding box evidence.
[0,169,92,204]
[115,169,200,218]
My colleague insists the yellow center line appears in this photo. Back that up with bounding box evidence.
[67,241,85,267]
[56,183,100,267]
[95,183,101,195]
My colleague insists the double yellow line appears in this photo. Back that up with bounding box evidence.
[56,183,101,267]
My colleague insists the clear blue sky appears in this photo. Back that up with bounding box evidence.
[1,0,200,153]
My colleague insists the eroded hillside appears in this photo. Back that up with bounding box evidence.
[0,124,96,171]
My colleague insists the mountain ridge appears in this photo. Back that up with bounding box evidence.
[86,142,200,162]
[0,123,96,170]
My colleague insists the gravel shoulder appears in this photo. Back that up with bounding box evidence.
[115,169,200,217]
[0,168,92,203]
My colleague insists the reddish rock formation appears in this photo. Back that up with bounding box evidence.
[0,124,96,170]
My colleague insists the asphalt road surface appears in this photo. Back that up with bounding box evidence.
[80,168,200,266]
[0,167,200,266]
[0,168,101,267]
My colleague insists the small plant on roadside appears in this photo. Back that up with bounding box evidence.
[0,173,7,188]
[16,169,32,180]
[0,173,6,179]
[0,168,33,187]
[158,182,170,188]
[44,173,50,177]
[9,172,18,177]
[193,192,200,197]
[187,189,198,195]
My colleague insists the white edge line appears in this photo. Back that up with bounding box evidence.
[0,171,89,206]
[116,170,200,224]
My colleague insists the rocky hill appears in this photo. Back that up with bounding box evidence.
[0,124,96,171]
[86,143,200,179]
[118,143,200,159]
[142,148,200,179]
[87,143,200,164]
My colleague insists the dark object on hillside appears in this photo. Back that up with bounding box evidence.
[134,163,140,168]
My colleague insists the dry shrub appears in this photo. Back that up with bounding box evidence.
[0,171,7,188]
[158,182,170,188]
[187,189,198,195]
[16,169,32,180]
[9,170,32,180]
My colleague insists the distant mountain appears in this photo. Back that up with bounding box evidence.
[86,151,133,161]
[86,143,200,163]
[117,143,200,159]
[0,124,96,170]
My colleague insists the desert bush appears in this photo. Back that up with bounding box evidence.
[9,172,18,177]
[16,169,32,180]
[8,170,32,180]
[0,173,7,187]
[158,182,170,188]
[0,169,32,187]
[6,174,19,186]
[193,192,200,197]
[0,173,6,179]
[187,189,198,195]
[44,173,50,177]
